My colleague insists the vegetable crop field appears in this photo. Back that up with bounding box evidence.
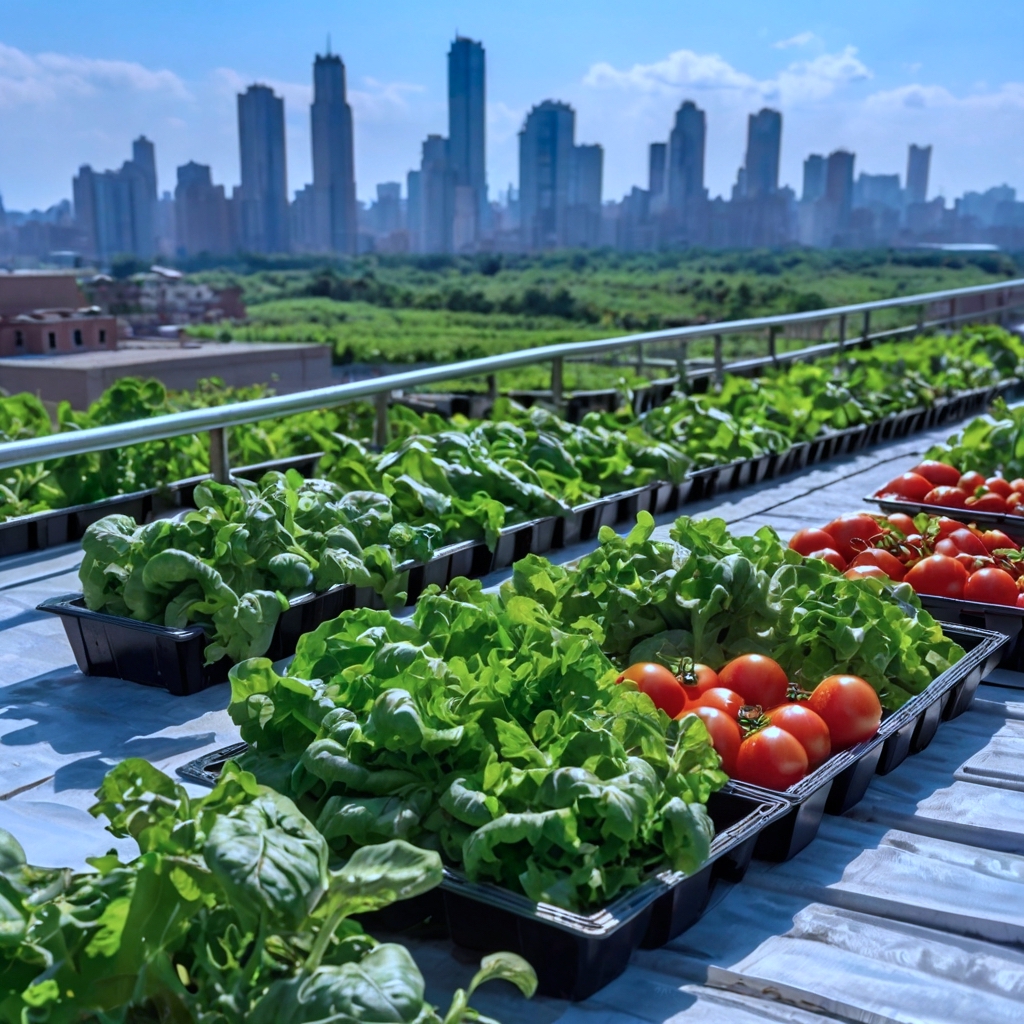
[180,249,1023,390]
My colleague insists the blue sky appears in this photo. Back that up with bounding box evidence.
[2,0,1023,210]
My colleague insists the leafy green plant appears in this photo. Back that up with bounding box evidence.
[226,575,724,912]
[506,511,963,709]
[0,758,536,1023]
[79,472,439,663]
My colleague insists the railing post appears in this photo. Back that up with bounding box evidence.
[486,373,497,400]
[551,356,564,408]
[636,341,644,376]
[768,326,778,366]
[948,296,956,328]
[373,390,391,447]
[713,334,724,387]
[916,305,925,333]
[837,313,847,357]
[861,310,870,346]
[676,340,688,391]
[209,427,230,484]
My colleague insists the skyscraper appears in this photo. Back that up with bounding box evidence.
[420,135,454,253]
[825,149,855,221]
[448,37,487,243]
[667,101,706,210]
[72,137,159,261]
[175,161,232,256]
[311,53,357,254]
[906,144,931,204]
[802,155,826,203]
[518,101,576,250]
[742,109,782,198]
[648,143,666,205]
[237,84,289,254]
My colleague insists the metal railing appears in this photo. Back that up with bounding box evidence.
[0,277,1022,481]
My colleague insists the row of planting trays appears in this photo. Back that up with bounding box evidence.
[2,378,1013,562]
[32,381,1015,697]
[173,619,1006,1000]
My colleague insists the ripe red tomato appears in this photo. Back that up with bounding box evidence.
[848,548,906,580]
[986,477,1013,498]
[958,471,987,494]
[1011,478,1024,494]
[766,704,832,770]
[695,687,746,719]
[903,554,969,598]
[882,472,934,502]
[617,662,686,717]
[887,513,917,536]
[823,514,883,562]
[964,567,1019,606]
[934,537,966,558]
[718,654,789,710]
[1018,593,1024,608]
[733,726,809,790]
[981,530,1019,553]
[807,675,882,750]
[808,547,847,571]
[910,461,962,487]
[936,517,964,538]
[844,565,889,581]
[788,528,840,557]
[678,663,721,705]
[947,528,989,557]
[923,486,967,510]
[967,493,1010,513]
[690,706,741,775]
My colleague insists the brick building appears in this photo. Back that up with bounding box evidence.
[0,308,117,357]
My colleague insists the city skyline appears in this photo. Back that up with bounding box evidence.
[1,1,1024,213]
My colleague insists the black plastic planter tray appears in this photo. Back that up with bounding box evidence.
[38,582,362,696]
[872,621,1007,774]
[747,620,1007,862]
[437,783,790,1000]
[866,493,1024,542]
[917,594,1024,672]
[0,451,327,560]
[171,749,790,1002]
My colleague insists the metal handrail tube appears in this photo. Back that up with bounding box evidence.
[0,276,1020,473]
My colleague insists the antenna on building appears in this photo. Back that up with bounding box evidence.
[326,33,332,56]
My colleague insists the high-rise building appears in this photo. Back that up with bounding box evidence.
[742,109,782,198]
[825,150,855,221]
[311,53,357,254]
[237,84,289,254]
[567,143,603,247]
[373,183,403,236]
[419,135,454,253]
[667,101,706,210]
[174,161,232,256]
[72,136,159,261]
[519,101,574,250]
[448,36,487,244]
[406,170,423,252]
[802,155,826,203]
[649,143,666,208]
[906,144,931,204]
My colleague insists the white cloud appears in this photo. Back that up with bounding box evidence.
[0,42,189,107]
[584,45,869,106]
[774,32,820,50]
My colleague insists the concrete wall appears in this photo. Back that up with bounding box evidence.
[0,341,332,408]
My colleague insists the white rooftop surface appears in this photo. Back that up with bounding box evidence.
[3,415,1024,1022]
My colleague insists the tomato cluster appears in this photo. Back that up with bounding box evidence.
[791,510,1024,606]
[876,459,1024,516]
[616,655,882,790]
